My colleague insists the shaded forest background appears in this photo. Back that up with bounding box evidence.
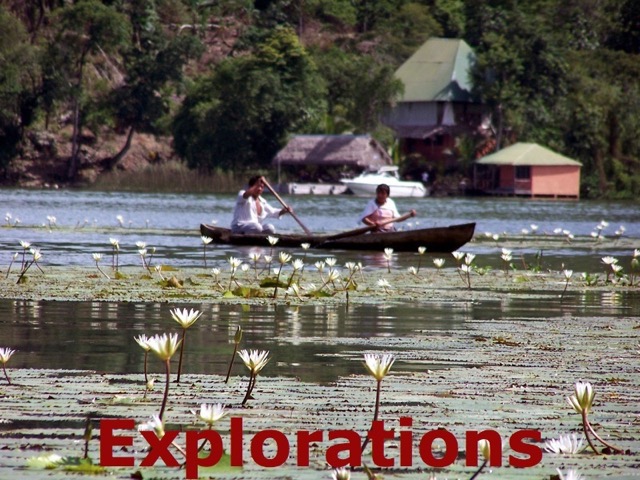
[0,0,639,198]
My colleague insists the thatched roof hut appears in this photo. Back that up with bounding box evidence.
[272,134,392,169]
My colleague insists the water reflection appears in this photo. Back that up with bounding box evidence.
[1,292,637,384]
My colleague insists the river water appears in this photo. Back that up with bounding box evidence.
[1,188,639,381]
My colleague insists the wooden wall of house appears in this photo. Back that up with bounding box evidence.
[531,166,581,198]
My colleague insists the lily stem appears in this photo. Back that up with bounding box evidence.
[159,359,171,420]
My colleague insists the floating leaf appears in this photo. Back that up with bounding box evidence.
[26,453,66,469]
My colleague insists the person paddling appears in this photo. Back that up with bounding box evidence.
[231,176,291,234]
[360,184,416,232]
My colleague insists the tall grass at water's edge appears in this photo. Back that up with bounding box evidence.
[90,162,249,194]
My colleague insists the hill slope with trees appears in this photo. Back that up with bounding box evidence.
[0,0,638,198]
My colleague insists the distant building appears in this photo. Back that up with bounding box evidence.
[271,134,393,194]
[473,143,582,199]
[382,37,485,166]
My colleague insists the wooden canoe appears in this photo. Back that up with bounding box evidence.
[200,222,475,253]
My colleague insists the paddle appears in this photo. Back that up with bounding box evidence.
[261,177,312,235]
[323,211,416,242]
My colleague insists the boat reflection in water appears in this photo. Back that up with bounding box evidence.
[341,166,428,198]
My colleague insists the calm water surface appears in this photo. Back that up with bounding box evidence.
[1,189,639,383]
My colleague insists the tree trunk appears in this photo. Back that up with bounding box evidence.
[67,97,81,180]
[594,149,608,196]
[107,125,136,170]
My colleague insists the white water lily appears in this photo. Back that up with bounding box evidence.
[92,253,102,262]
[147,333,181,361]
[138,415,164,437]
[545,433,586,454]
[530,224,538,232]
[601,256,618,265]
[325,269,340,283]
[460,264,472,273]
[383,248,394,260]
[501,252,512,262]
[30,249,42,262]
[241,263,250,272]
[408,266,418,275]
[418,246,426,254]
[263,255,272,264]
[501,248,512,256]
[109,237,120,249]
[136,241,147,249]
[170,308,202,329]
[19,240,31,250]
[567,381,595,414]
[134,334,152,351]
[292,259,304,271]
[267,236,279,246]
[363,353,395,381]
[464,253,476,265]
[0,348,16,364]
[201,235,213,245]
[452,251,465,261]
[332,467,351,480]
[249,252,261,262]
[377,278,391,290]
[433,258,445,268]
[278,252,292,264]
[228,257,242,270]
[557,468,585,480]
[563,269,574,280]
[478,439,492,461]
[633,249,639,258]
[198,403,227,426]
[238,349,270,375]
[325,257,337,267]
[300,243,310,250]
[315,261,325,271]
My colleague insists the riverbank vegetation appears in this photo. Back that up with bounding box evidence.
[0,1,639,198]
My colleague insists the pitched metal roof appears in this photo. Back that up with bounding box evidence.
[476,143,583,166]
[394,37,476,102]
[272,135,392,168]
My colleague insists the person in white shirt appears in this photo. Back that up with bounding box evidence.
[231,176,291,234]
[360,184,414,232]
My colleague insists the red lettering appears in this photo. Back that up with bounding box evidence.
[185,430,224,479]
[230,417,244,466]
[418,429,458,467]
[509,429,542,468]
[99,419,135,467]
[326,430,362,467]
[250,430,289,467]
[140,430,180,467]
[368,420,395,467]
[465,430,503,466]
[296,430,323,467]
[399,417,413,466]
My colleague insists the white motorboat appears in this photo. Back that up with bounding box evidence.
[340,166,428,197]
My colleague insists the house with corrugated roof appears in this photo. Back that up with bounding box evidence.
[271,134,392,194]
[382,37,484,166]
[473,143,582,198]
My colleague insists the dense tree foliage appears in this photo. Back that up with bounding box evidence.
[0,0,638,197]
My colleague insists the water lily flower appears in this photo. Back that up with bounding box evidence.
[147,333,181,361]
[563,269,573,280]
[376,278,391,293]
[116,215,125,227]
[171,308,202,329]
[557,469,585,480]
[109,237,120,249]
[201,235,213,245]
[239,349,270,375]
[363,353,395,381]
[383,248,394,260]
[0,347,16,384]
[325,257,337,267]
[278,252,291,264]
[464,253,476,265]
[530,224,538,233]
[30,249,42,263]
[292,259,304,271]
[238,349,270,405]
[138,415,165,438]
[433,258,445,269]
[545,433,585,454]
[201,236,213,267]
[568,381,595,414]
[408,266,418,276]
[300,243,310,250]
[19,240,31,250]
[267,235,279,246]
[92,253,102,262]
[601,256,618,265]
[332,467,351,480]
[198,403,227,426]
[315,261,325,271]
[285,284,302,299]
[134,334,151,351]
[452,251,465,262]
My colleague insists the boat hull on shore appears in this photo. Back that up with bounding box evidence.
[200,222,475,253]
